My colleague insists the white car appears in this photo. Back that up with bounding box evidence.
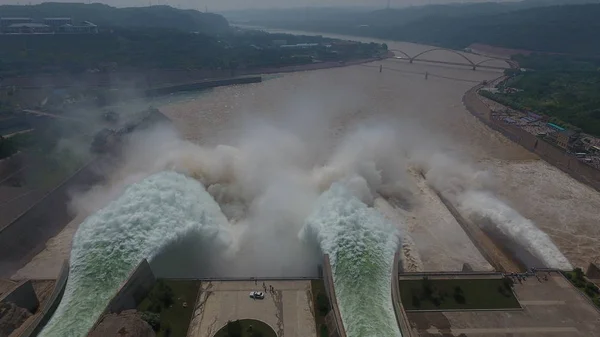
[249,291,265,299]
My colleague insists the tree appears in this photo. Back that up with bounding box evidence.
[453,286,466,304]
[0,136,18,160]
[411,294,421,308]
[320,324,329,337]
[140,311,160,331]
[317,292,330,316]
[226,320,242,337]
[422,277,434,297]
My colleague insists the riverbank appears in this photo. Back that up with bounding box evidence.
[462,84,600,192]
[0,55,391,91]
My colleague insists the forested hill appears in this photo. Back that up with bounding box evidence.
[387,4,600,55]
[232,3,600,56]
[0,3,229,34]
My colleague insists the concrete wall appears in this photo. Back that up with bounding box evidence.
[87,260,156,335]
[322,254,347,337]
[587,263,600,279]
[144,76,262,97]
[18,261,69,337]
[463,86,600,192]
[0,160,102,278]
[106,260,156,315]
[392,252,416,337]
[0,280,39,313]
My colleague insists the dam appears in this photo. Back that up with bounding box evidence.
[2,27,600,337]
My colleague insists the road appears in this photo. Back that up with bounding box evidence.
[188,280,316,337]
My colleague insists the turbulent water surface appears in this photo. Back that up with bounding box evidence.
[40,171,231,337]
[459,191,572,270]
[303,182,401,337]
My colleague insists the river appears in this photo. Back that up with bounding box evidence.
[12,30,600,281]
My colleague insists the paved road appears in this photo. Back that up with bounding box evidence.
[188,280,316,337]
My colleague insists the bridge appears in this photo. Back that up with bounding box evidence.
[389,48,513,70]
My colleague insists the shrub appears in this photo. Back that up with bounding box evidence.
[226,320,242,337]
[453,287,466,304]
[140,311,161,331]
[317,292,330,316]
[574,268,585,281]
[411,294,421,308]
[320,324,329,337]
[585,282,599,295]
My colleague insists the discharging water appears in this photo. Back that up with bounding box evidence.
[302,182,402,337]
[459,190,572,270]
[40,171,232,337]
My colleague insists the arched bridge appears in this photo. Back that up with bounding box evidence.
[390,48,512,70]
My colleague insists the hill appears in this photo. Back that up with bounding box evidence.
[0,3,229,34]
[230,3,600,56]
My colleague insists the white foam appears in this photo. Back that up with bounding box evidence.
[302,182,402,337]
[459,191,572,270]
[40,171,232,337]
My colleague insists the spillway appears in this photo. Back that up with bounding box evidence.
[40,171,232,337]
[459,190,572,270]
[303,182,402,337]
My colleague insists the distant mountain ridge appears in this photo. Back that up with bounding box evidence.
[0,3,229,33]
[227,2,600,56]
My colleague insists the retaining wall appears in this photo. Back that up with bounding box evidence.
[391,252,415,337]
[322,254,347,337]
[144,76,262,97]
[0,280,39,313]
[87,260,156,336]
[18,261,69,337]
[463,86,600,192]
[434,187,524,273]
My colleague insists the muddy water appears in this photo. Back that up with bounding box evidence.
[159,34,600,270]
[14,33,600,279]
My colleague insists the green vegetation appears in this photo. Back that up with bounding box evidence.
[137,279,200,337]
[239,3,600,56]
[214,319,277,337]
[493,55,600,136]
[0,134,21,159]
[564,268,600,309]
[310,280,331,337]
[0,3,229,33]
[0,28,385,78]
[399,277,521,310]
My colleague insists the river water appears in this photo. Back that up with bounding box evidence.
[14,30,600,281]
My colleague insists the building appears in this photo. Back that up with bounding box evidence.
[280,43,320,49]
[1,17,98,34]
[58,21,98,34]
[4,23,53,34]
[43,17,73,28]
[0,17,33,29]
[556,129,578,150]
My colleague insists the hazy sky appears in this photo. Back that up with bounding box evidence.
[0,0,514,11]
